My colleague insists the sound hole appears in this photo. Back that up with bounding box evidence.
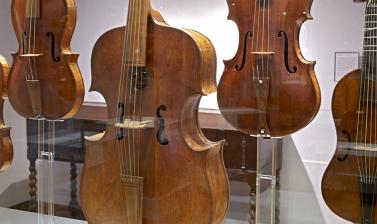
[277,31,297,74]
[117,102,125,140]
[22,32,27,55]
[130,67,151,90]
[46,32,61,62]
[337,130,351,162]
[235,31,253,71]
[156,105,169,146]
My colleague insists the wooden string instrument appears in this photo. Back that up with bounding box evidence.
[8,0,84,120]
[80,0,229,223]
[0,56,13,172]
[322,1,377,223]
[217,0,321,137]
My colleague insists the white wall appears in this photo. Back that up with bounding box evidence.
[0,0,368,223]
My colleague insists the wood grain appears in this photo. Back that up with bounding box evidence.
[217,0,321,137]
[8,0,84,120]
[80,7,229,224]
[0,56,13,172]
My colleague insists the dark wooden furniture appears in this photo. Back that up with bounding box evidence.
[22,104,281,223]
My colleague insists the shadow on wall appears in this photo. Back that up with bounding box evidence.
[0,178,29,208]
[280,136,325,224]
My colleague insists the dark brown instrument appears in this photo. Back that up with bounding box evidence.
[217,0,321,137]
[0,56,13,172]
[8,0,84,120]
[322,1,377,223]
[80,0,229,223]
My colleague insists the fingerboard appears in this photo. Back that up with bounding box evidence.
[25,0,41,18]
[361,2,377,101]
[124,0,149,67]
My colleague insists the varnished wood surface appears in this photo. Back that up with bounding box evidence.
[322,69,377,223]
[80,7,229,224]
[0,56,13,172]
[217,0,321,137]
[8,0,84,120]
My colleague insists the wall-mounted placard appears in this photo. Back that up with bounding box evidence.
[334,52,360,82]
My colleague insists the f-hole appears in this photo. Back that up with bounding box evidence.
[46,32,60,62]
[337,130,351,162]
[156,105,169,146]
[22,32,27,55]
[277,31,297,74]
[117,102,125,140]
[235,31,253,71]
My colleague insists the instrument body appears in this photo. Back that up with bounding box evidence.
[80,7,229,224]
[322,69,377,223]
[0,56,13,172]
[218,0,320,137]
[9,0,84,120]
[322,2,377,223]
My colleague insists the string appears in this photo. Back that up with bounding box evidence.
[365,0,371,185]
[255,0,261,81]
[137,1,145,178]
[367,3,377,220]
[251,0,257,81]
[117,0,133,185]
[261,0,265,80]
[26,1,44,222]
[123,0,138,183]
[368,0,376,185]
[357,2,367,185]
[22,0,31,81]
[372,2,377,186]
[115,0,141,221]
[125,0,138,182]
[356,2,374,219]
[267,0,270,82]
[132,0,144,181]
[32,0,38,82]
[117,0,140,221]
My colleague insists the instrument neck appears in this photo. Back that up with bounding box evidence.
[125,0,149,67]
[361,2,377,100]
[25,0,40,18]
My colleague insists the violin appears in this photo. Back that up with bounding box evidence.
[8,0,84,120]
[80,0,229,223]
[322,1,377,222]
[0,56,13,172]
[217,0,321,137]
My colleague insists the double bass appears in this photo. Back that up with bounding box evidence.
[217,0,321,137]
[80,0,229,223]
[322,1,377,223]
[8,0,84,120]
[0,56,13,172]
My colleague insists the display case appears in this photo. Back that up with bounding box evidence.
[0,0,373,223]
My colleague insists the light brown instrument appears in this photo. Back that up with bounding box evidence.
[322,1,377,223]
[8,0,84,120]
[0,56,13,172]
[80,0,229,223]
[217,0,321,137]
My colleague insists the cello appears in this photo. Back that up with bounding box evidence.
[322,1,377,223]
[80,0,229,223]
[0,56,13,172]
[217,0,321,137]
[8,0,84,120]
